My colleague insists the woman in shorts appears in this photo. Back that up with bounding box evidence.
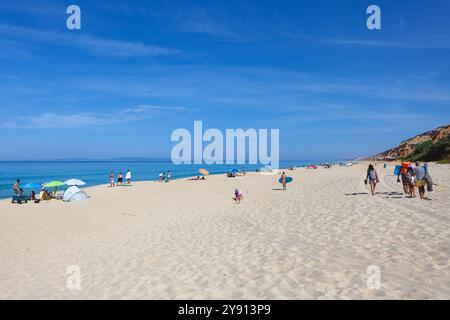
[365,164,379,196]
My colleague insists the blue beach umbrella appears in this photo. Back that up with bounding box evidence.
[23,182,42,189]
[231,169,239,173]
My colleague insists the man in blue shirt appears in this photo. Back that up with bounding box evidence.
[414,161,427,199]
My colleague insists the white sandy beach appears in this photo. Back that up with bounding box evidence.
[0,162,449,300]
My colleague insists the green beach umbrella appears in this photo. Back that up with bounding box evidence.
[44,181,66,194]
[44,181,66,188]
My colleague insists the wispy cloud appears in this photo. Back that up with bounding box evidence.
[2,105,193,129]
[322,38,450,50]
[3,65,450,116]
[175,9,251,42]
[0,0,63,15]
[74,35,178,57]
[276,108,441,125]
[4,113,116,129]
[0,38,32,58]
[0,23,178,58]
[161,3,279,42]
[97,1,150,17]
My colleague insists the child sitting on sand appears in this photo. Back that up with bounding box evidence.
[234,189,243,204]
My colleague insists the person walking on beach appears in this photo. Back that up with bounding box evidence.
[117,172,123,186]
[407,167,416,198]
[397,165,410,195]
[167,170,172,182]
[424,162,434,192]
[109,171,115,187]
[414,161,427,199]
[125,170,132,184]
[13,179,20,195]
[281,172,287,190]
[365,164,379,196]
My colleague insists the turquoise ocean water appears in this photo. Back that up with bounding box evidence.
[0,160,330,199]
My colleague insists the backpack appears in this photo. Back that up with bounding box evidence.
[369,170,377,181]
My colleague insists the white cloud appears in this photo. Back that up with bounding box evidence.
[322,38,450,50]
[123,105,189,114]
[75,35,178,57]
[3,113,114,129]
[0,0,63,15]
[2,105,193,129]
[0,23,178,57]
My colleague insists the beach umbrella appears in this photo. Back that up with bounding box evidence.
[64,179,86,186]
[23,182,42,189]
[44,181,66,193]
[199,168,209,175]
[231,169,239,174]
[44,181,66,188]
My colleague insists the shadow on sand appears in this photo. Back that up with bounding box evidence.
[378,191,405,199]
[345,192,369,196]
[345,191,433,200]
[345,191,410,199]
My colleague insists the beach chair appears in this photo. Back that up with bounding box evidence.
[11,194,28,204]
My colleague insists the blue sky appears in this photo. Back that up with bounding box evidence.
[0,0,449,160]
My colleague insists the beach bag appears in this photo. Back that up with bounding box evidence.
[425,174,433,192]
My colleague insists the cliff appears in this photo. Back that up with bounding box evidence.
[374,124,450,162]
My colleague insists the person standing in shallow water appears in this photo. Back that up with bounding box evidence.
[109,171,115,187]
[125,170,132,184]
[117,172,123,186]
[365,164,379,196]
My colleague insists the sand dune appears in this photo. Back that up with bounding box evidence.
[0,162,449,299]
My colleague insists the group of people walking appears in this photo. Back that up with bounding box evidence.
[365,161,432,199]
[396,161,432,199]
